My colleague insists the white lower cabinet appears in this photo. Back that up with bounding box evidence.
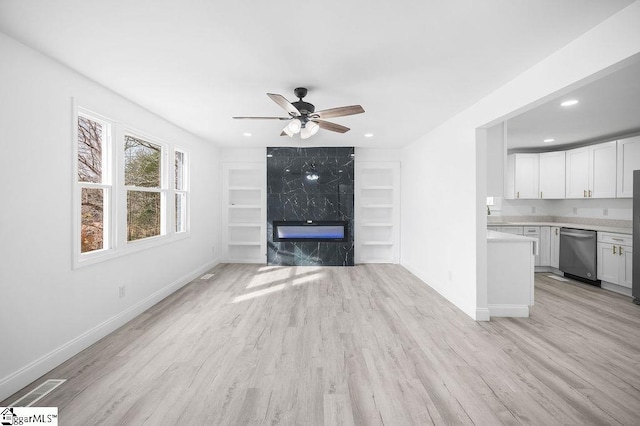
[550,226,560,269]
[597,232,633,289]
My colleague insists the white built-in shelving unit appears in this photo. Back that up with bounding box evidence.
[355,162,400,263]
[222,163,266,263]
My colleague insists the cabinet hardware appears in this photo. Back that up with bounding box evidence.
[588,190,592,198]
[517,191,519,199]
[583,190,587,197]
[613,245,617,255]
[619,246,624,256]
[540,191,543,198]
[555,228,558,235]
[612,238,624,242]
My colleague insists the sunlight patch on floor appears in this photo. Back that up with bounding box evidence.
[232,284,286,303]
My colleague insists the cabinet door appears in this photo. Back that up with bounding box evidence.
[619,245,633,289]
[550,227,560,268]
[589,141,617,198]
[504,155,515,199]
[514,154,539,199]
[539,152,565,199]
[617,136,640,198]
[538,227,551,266]
[597,242,619,284]
[566,147,589,198]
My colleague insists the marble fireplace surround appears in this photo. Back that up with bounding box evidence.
[266,147,354,266]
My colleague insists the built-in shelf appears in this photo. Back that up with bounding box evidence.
[361,186,394,190]
[228,186,262,190]
[356,162,400,264]
[223,163,266,263]
[228,204,262,209]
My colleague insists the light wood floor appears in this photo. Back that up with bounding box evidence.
[4,265,640,425]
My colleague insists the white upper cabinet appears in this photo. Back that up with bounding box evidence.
[590,141,617,198]
[566,141,617,198]
[617,136,640,198]
[513,154,539,199]
[565,146,590,198]
[539,151,565,199]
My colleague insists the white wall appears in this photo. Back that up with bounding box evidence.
[401,2,640,320]
[0,34,220,400]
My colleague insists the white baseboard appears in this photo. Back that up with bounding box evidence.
[488,304,530,318]
[601,281,632,297]
[0,258,219,402]
[475,308,491,321]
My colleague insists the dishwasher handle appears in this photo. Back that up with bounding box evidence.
[560,230,595,239]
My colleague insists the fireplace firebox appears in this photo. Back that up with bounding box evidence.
[272,220,348,242]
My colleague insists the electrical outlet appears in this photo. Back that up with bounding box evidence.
[572,208,578,215]
[118,286,126,299]
[603,208,608,216]
[531,206,536,214]
[211,245,216,254]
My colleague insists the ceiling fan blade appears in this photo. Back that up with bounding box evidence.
[232,116,291,120]
[314,105,364,119]
[314,119,350,134]
[267,93,301,116]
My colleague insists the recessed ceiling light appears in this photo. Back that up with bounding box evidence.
[243,132,252,137]
[561,99,579,107]
[364,133,374,138]
[543,138,555,143]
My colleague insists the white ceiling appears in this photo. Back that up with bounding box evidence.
[507,59,640,150]
[0,0,634,148]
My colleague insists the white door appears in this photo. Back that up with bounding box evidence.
[619,245,633,289]
[617,136,640,198]
[589,141,617,198]
[550,227,560,268]
[597,242,619,285]
[514,154,539,199]
[539,152,565,199]
[565,147,589,198]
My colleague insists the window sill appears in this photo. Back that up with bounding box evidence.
[73,232,191,269]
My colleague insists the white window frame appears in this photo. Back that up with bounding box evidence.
[73,107,115,267]
[173,147,190,234]
[72,102,190,269]
[121,129,169,246]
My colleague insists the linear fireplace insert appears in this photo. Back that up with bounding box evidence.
[272,220,349,242]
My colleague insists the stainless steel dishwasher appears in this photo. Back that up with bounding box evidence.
[559,228,599,284]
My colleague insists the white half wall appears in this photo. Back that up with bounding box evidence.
[0,33,220,400]
[401,2,640,320]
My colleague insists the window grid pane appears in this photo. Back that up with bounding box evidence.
[81,187,105,252]
[175,150,185,190]
[78,116,102,183]
[127,190,161,241]
[124,135,161,188]
[175,192,187,233]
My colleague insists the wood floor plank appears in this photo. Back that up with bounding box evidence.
[4,265,640,425]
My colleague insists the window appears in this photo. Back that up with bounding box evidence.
[174,149,188,233]
[74,105,189,267]
[124,135,165,242]
[77,113,112,254]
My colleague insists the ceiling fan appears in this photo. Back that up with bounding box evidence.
[233,87,364,139]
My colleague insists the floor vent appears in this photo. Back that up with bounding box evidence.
[547,274,569,282]
[200,273,214,280]
[11,379,66,407]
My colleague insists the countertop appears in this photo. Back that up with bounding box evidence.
[487,230,538,242]
[487,221,632,235]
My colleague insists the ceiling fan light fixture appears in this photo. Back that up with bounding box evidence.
[283,118,302,137]
[301,121,320,139]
